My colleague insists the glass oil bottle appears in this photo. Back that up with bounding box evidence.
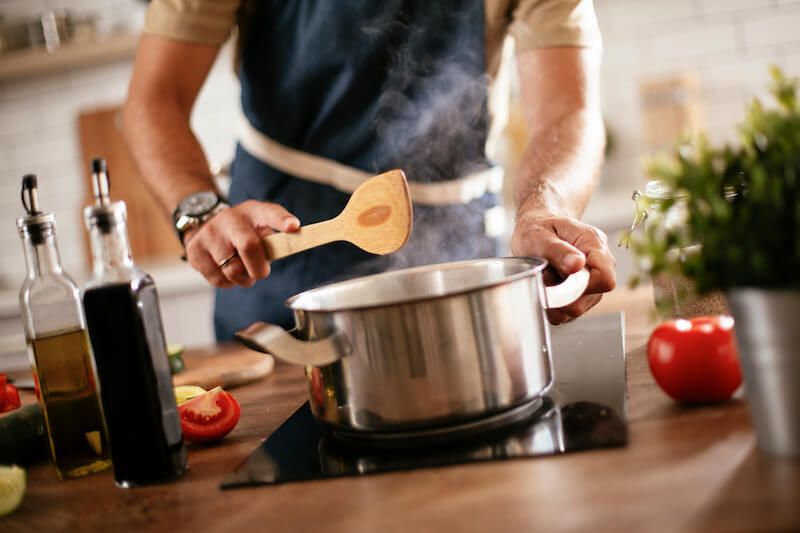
[16,175,112,480]
[82,159,187,488]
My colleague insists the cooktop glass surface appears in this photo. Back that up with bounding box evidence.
[221,312,626,488]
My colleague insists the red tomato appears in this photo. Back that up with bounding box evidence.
[647,316,742,403]
[178,386,241,443]
[0,374,21,413]
[3,382,21,413]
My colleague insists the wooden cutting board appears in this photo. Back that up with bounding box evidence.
[7,345,274,391]
[78,105,184,263]
[172,344,275,390]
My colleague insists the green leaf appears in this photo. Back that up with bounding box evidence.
[626,65,800,291]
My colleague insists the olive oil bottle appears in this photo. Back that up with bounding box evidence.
[82,159,187,488]
[16,175,112,480]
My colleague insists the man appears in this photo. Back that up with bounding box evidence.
[124,0,616,340]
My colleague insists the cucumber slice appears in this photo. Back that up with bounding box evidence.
[168,344,186,375]
[167,344,185,358]
[174,385,206,404]
[0,465,26,517]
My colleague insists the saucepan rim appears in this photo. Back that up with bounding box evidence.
[285,256,547,313]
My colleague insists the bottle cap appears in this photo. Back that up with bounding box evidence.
[16,174,55,243]
[90,158,111,206]
[83,159,127,233]
[21,174,41,214]
[91,158,107,175]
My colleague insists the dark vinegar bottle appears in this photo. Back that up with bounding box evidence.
[82,159,187,488]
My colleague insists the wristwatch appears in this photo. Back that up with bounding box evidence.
[172,191,230,245]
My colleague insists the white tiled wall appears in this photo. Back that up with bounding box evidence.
[2,0,798,289]
[596,0,800,195]
[0,0,146,39]
[0,0,240,289]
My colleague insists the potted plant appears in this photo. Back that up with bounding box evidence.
[626,66,800,457]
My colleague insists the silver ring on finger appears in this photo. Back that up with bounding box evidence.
[217,252,239,269]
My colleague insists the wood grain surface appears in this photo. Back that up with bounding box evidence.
[4,286,800,533]
[171,344,274,390]
[77,105,183,263]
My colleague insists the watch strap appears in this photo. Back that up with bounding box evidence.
[173,193,229,245]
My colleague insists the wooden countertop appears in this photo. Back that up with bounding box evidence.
[4,286,800,533]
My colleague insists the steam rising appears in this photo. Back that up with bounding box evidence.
[358,2,499,272]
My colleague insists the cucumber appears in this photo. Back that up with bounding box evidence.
[167,344,185,358]
[0,404,48,465]
[174,385,206,404]
[168,344,186,375]
[0,465,26,517]
[169,354,185,374]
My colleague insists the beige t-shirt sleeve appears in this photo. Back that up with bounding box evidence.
[143,0,241,45]
[508,0,602,51]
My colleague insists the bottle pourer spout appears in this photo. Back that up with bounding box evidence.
[91,158,111,206]
[21,174,42,215]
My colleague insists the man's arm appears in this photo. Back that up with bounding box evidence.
[511,47,616,322]
[124,35,220,214]
[123,34,299,289]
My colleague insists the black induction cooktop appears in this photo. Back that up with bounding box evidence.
[221,312,627,488]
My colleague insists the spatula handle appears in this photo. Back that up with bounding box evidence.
[263,218,343,261]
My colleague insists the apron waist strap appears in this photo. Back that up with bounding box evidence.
[239,119,504,206]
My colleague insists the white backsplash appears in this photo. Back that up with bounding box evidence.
[596,0,800,194]
[0,0,241,289]
[2,0,800,290]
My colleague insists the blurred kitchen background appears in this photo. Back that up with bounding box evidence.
[0,0,797,363]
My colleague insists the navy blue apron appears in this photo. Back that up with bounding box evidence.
[215,0,499,341]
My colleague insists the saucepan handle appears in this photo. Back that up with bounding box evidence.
[544,267,591,309]
[235,322,350,366]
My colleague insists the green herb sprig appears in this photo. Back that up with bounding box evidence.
[626,66,800,292]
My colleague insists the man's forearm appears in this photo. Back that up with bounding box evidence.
[514,106,605,221]
[497,47,615,321]
[120,34,298,289]
[122,34,221,216]
[512,47,604,222]
[123,96,218,215]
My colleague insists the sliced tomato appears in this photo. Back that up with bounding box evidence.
[4,385,20,413]
[1,378,20,414]
[177,386,241,443]
[32,373,40,401]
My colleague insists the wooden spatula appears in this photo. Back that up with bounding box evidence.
[263,169,413,260]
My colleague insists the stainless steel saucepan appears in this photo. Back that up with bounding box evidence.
[237,257,590,433]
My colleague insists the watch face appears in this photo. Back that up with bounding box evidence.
[178,191,219,216]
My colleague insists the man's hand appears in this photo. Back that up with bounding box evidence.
[512,47,610,322]
[511,211,615,323]
[183,201,300,289]
[123,35,302,290]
